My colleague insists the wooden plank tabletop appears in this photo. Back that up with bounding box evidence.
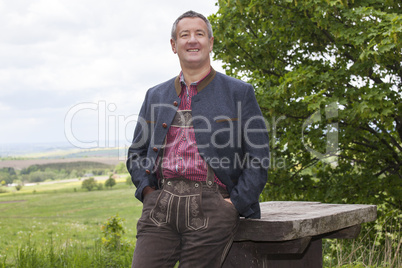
[234,201,377,242]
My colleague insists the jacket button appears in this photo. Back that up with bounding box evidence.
[153,147,158,152]
[145,169,151,174]
[162,123,168,128]
[173,101,178,106]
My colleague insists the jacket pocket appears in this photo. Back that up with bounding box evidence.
[215,118,238,123]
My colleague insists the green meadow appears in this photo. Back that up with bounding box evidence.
[0,176,142,266]
[0,175,400,267]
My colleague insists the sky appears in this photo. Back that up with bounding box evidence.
[0,0,224,150]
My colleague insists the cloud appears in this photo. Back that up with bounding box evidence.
[0,0,221,145]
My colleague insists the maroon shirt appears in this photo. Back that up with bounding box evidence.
[157,70,225,188]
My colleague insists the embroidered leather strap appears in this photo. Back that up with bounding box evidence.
[206,164,215,188]
[171,110,193,128]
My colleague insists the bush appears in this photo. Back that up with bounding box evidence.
[105,176,116,189]
[81,177,97,191]
[323,214,401,267]
[114,162,127,174]
[15,180,23,191]
[96,182,104,190]
[126,176,132,186]
[101,214,130,251]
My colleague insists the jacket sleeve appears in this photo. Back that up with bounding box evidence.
[126,91,153,202]
[230,85,270,218]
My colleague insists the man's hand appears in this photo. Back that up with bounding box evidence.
[224,198,233,205]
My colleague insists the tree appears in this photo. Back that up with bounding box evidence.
[209,0,401,211]
[105,175,116,189]
[0,168,17,184]
[114,162,127,174]
[81,177,97,191]
[14,180,23,191]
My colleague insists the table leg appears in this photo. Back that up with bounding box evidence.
[223,238,323,268]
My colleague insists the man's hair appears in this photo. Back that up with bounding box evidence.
[171,10,213,41]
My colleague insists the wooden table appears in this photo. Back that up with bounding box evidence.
[223,201,377,268]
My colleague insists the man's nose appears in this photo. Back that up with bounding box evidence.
[188,34,197,43]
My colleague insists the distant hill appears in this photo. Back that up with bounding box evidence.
[0,157,122,170]
[0,142,128,169]
[0,142,129,159]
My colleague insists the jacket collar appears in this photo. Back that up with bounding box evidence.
[174,67,217,96]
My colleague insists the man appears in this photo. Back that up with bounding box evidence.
[127,10,269,267]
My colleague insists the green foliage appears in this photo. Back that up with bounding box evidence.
[0,168,17,185]
[81,177,97,191]
[14,180,23,191]
[105,176,116,189]
[11,236,133,268]
[323,214,401,267]
[20,161,113,179]
[25,170,58,183]
[210,0,401,210]
[101,214,129,251]
[1,162,114,185]
[1,167,16,176]
[96,182,104,190]
[0,181,141,266]
[114,162,128,174]
[126,175,132,186]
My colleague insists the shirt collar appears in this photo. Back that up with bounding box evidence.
[174,67,217,96]
[179,68,212,87]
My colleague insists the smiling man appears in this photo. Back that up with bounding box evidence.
[127,10,270,267]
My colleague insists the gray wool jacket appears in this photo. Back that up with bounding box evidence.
[126,68,270,219]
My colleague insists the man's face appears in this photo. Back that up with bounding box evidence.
[171,17,214,70]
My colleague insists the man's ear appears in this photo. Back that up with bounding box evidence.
[209,36,214,52]
[170,39,177,54]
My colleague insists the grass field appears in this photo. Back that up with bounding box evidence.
[1,175,400,267]
[0,176,142,265]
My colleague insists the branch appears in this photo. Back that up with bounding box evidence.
[246,23,259,39]
[395,115,402,144]
[288,158,320,181]
[350,140,378,150]
[337,154,367,164]
[361,123,401,164]
[339,121,400,164]
[259,108,309,120]
[374,119,402,152]
[375,163,398,177]
[340,146,370,154]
